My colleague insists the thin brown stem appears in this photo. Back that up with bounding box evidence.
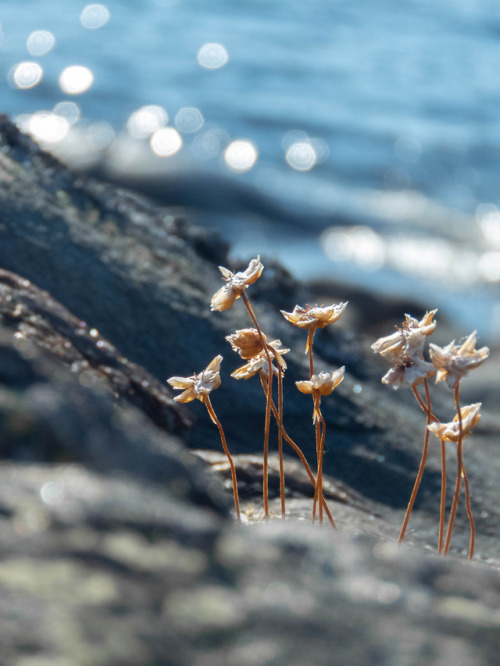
[260,374,336,528]
[241,291,273,518]
[277,363,286,518]
[443,384,464,555]
[204,396,240,521]
[313,410,327,525]
[306,328,316,377]
[462,463,475,559]
[438,438,447,554]
[399,380,432,543]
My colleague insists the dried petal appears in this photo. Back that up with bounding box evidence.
[167,355,222,402]
[428,403,481,442]
[211,256,264,311]
[372,309,437,363]
[281,302,348,330]
[429,331,489,389]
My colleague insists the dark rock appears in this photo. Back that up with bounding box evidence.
[0,113,499,665]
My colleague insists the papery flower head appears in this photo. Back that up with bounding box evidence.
[231,351,280,380]
[372,309,437,364]
[226,328,266,359]
[211,256,263,311]
[296,367,345,396]
[381,357,436,390]
[429,331,489,389]
[428,403,481,442]
[226,328,289,369]
[167,355,222,403]
[296,367,345,422]
[281,302,348,330]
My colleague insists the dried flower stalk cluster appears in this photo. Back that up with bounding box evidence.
[372,316,489,558]
[167,255,488,558]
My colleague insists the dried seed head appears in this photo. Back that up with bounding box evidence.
[429,331,490,389]
[428,403,482,442]
[226,328,266,359]
[167,355,222,403]
[281,302,348,330]
[372,309,437,364]
[296,367,345,396]
[381,357,436,390]
[211,256,264,311]
[231,351,278,380]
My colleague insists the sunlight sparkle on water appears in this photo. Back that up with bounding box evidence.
[478,252,500,282]
[197,43,229,69]
[127,105,168,139]
[27,30,55,56]
[28,112,69,143]
[150,127,182,157]
[59,66,94,95]
[285,142,317,171]
[175,107,204,134]
[11,62,43,89]
[53,101,80,125]
[321,226,385,270]
[224,140,258,172]
[80,4,110,29]
[477,204,500,249]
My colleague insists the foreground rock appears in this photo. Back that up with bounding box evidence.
[1,114,500,664]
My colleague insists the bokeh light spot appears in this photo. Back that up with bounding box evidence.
[59,66,94,95]
[197,43,229,69]
[53,101,81,125]
[150,127,183,157]
[224,140,258,172]
[11,62,43,89]
[127,105,168,139]
[28,112,70,143]
[175,107,204,134]
[286,142,317,171]
[80,4,111,29]
[321,226,385,270]
[26,30,55,56]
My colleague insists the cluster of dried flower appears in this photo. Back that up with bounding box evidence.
[167,256,488,558]
[372,314,489,558]
[168,256,346,526]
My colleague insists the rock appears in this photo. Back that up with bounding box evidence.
[1,113,499,665]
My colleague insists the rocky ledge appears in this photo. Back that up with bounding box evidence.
[0,114,499,665]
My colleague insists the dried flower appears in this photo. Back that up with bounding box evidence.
[296,367,345,396]
[226,328,266,359]
[429,331,489,389]
[381,357,436,390]
[372,309,437,363]
[227,328,289,370]
[211,256,264,311]
[281,302,348,330]
[167,355,222,403]
[231,340,290,379]
[428,403,481,442]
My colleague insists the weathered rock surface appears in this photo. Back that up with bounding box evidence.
[0,114,499,665]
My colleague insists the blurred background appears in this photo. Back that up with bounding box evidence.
[2,0,500,340]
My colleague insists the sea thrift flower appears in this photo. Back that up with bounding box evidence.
[296,368,345,396]
[231,346,289,380]
[281,303,348,352]
[210,256,263,311]
[381,357,436,390]
[428,403,481,443]
[167,355,222,403]
[227,329,289,369]
[167,355,240,521]
[296,367,345,422]
[372,309,437,363]
[429,331,490,389]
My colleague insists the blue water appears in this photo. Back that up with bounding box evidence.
[2,0,500,338]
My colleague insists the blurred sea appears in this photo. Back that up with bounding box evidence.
[2,0,500,338]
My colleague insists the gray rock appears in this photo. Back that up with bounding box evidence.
[1,113,499,665]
